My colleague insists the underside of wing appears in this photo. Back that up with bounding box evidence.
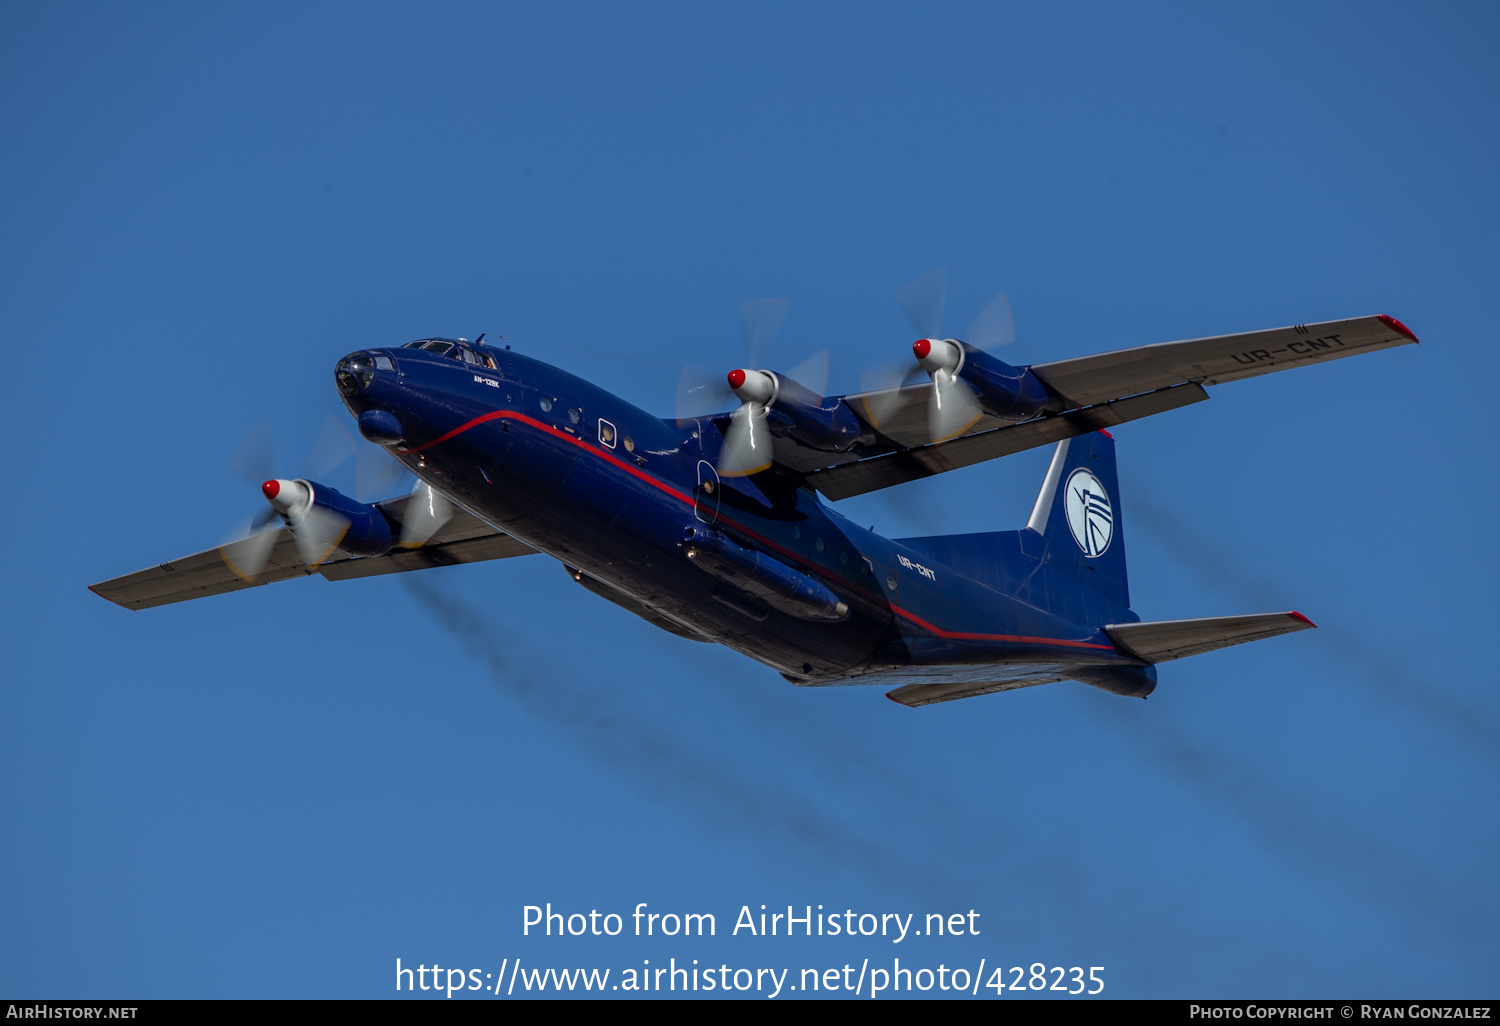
[807,382,1206,501]
[90,501,537,611]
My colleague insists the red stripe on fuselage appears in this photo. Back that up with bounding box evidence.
[404,407,1115,651]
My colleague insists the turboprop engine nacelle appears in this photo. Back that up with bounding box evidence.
[261,478,396,557]
[913,339,1056,422]
[728,369,865,453]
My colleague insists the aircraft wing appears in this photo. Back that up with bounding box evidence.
[791,314,1416,500]
[89,500,537,611]
[1027,314,1416,408]
[808,382,1207,500]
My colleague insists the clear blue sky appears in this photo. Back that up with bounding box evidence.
[2,1,1496,999]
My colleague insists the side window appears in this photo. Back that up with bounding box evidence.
[461,349,480,365]
[483,354,498,370]
[374,355,394,371]
[598,419,617,448]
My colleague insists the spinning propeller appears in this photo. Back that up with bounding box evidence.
[861,268,1018,442]
[675,298,829,478]
[399,481,452,549]
[218,415,417,580]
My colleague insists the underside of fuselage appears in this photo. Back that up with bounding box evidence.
[336,343,1159,697]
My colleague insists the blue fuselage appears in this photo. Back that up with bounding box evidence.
[338,344,1151,694]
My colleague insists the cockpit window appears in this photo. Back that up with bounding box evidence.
[460,348,480,365]
[422,341,455,355]
[403,340,428,348]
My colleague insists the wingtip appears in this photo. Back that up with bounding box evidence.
[1288,611,1317,628]
[1377,314,1419,344]
[885,691,917,708]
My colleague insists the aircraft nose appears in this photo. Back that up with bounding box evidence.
[335,352,376,397]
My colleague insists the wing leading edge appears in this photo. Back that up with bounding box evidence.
[89,500,536,611]
[786,314,1416,499]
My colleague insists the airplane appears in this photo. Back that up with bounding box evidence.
[90,309,1419,706]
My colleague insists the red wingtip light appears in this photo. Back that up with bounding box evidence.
[1288,611,1317,628]
[1377,314,1419,343]
[912,339,931,360]
[727,368,746,390]
[262,480,280,500]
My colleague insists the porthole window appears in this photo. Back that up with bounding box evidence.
[568,408,581,424]
[623,435,635,452]
[815,537,825,553]
[886,573,899,590]
[598,419,617,448]
[860,558,873,577]
[792,525,801,540]
[839,550,850,566]
[539,397,553,412]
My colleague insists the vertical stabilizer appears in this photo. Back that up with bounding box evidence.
[1025,431,1130,609]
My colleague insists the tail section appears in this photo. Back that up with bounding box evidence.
[1024,430,1129,609]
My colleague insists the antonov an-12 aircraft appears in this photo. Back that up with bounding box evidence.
[92,301,1417,706]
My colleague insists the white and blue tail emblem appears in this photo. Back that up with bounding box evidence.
[1064,468,1113,556]
[1026,431,1130,608]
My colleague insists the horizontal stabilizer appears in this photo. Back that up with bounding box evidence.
[1104,612,1315,663]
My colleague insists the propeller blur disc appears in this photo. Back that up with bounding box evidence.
[400,481,454,548]
[898,268,947,339]
[676,364,736,425]
[782,349,829,399]
[929,371,983,442]
[719,404,772,478]
[858,362,926,429]
[356,444,411,502]
[226,422,278,487]
[303,414,358,479]
[739,297,790,368]
[290,504,349,568]
[966,290,1016,350]
[218,507,281,582]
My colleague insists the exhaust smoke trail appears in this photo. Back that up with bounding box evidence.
[868,481,1494,954]
[1085,696,1495,957]
[1128,490,1499,759]
[401,574,972,902]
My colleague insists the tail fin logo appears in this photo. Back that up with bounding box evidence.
[1064,468,1113,557]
